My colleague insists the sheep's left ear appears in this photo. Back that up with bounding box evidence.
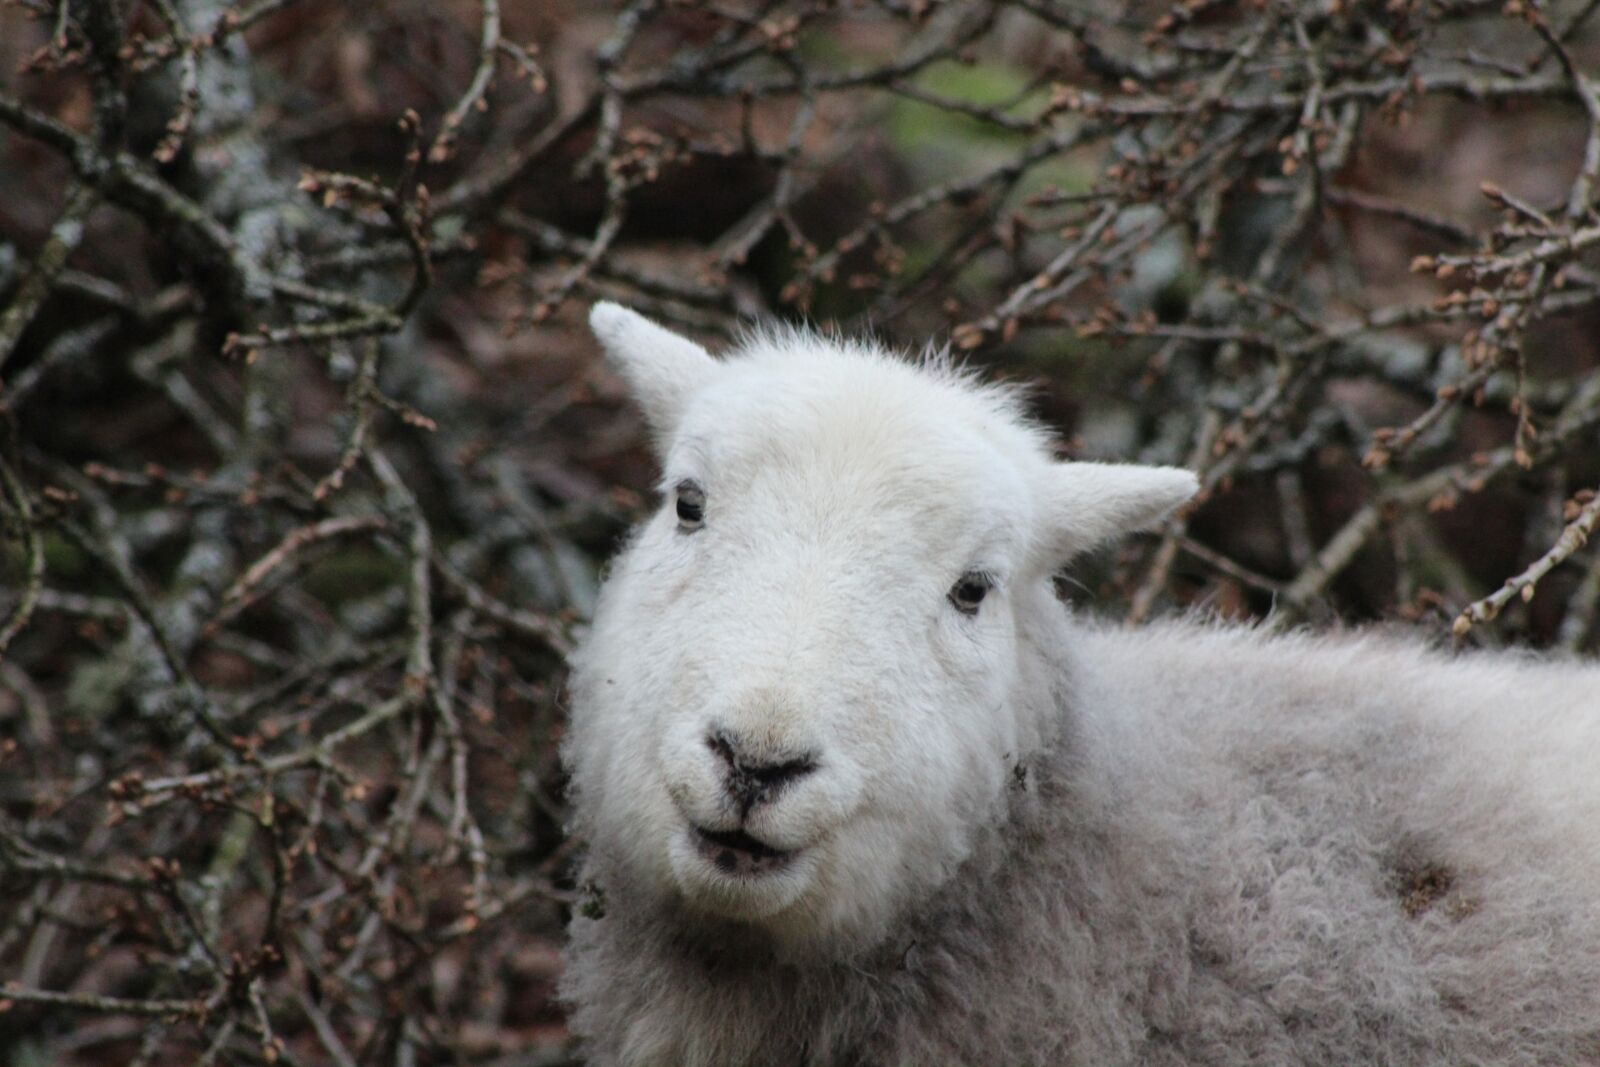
[590,302,719,442]
[1039,462,1198,563]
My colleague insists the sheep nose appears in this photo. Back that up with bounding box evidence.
[706,728,817,817]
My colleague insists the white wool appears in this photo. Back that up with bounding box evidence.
[562,304,1600,1066]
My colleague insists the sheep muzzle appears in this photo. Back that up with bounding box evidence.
[706,728,818,818]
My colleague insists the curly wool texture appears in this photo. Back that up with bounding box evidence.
[563,305,1600,1067]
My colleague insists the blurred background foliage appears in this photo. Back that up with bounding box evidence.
[1,0,1598,1063]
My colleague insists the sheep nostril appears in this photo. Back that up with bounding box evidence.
[706,729,737,768]
[749,757,816,788]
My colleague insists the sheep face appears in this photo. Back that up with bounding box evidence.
[570,305,1196,955]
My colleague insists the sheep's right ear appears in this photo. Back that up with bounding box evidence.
[590,302,719,439]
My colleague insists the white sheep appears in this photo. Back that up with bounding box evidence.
[561,303,1600,1067]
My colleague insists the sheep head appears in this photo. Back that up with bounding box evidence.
[567,303,1196,955]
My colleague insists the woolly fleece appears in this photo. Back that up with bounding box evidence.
[562,304,1600,1066]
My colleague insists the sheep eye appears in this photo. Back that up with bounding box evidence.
[948,571,992,616]
[675,480,706,531]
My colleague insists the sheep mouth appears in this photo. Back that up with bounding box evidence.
[692,826,797,876]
